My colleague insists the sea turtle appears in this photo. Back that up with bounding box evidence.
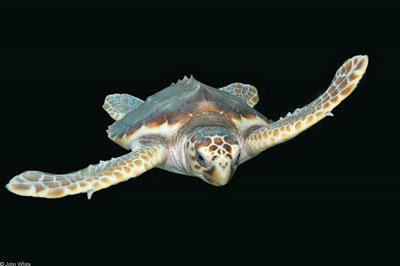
[6,55,368,199]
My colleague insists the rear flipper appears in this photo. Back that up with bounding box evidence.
[6,144,166,199]
[220,83,259,107]
[103,93,144,120]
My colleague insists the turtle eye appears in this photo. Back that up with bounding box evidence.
[196,152,207,167]
[236,152,241,162]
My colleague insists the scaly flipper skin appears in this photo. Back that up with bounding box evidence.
[6,56,368,197]
[103,93,144,121]
[220,83,259,107]
[246,55,368,155]
[6,144,166,199]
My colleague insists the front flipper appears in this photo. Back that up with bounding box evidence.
[6,144,166,199]
[103,93,144,121]
[246,55,368,156]
[220,83,259,107]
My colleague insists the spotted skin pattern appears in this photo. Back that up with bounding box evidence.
[220,83,259,107]
[103,93,144,121]
[246,55,368,155]
[6,55,368,199]
[185,129,240,186]
[6,144,166,199]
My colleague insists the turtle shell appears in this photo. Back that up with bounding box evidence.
[107,76,270,149]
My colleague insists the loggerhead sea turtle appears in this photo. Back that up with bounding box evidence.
[6,55,368,199]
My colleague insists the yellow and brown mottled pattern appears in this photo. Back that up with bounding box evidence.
[186,134,238,169]
[107,76,270,149]
[220,83,259,107]
[6,144,166,199]
[246,55,368,154]
[103,93,144,121]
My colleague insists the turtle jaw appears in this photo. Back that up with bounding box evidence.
[202,165,234,186]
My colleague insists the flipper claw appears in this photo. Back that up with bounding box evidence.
[87,190,94,200]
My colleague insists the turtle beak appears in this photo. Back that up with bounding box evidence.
[203,162,234,186]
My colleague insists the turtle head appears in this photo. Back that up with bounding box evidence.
[185,127,240,186]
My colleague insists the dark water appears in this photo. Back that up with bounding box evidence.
[0,7,398,265]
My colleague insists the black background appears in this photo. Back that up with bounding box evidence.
[0,7,399,263]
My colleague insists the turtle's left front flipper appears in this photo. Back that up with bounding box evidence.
[6,144,167,199]
[245,55,368,156]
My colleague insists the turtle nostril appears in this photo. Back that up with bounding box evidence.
[219,161,228,168]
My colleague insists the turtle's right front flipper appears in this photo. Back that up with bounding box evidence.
[6,144,166,199]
